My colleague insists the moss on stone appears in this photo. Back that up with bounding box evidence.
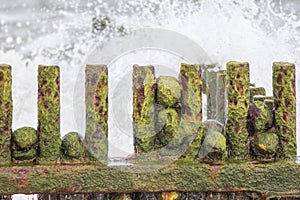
[133,65,156,153]
[249,87,266,102]
[0,65,12,164]
[84,65,108,162]
[199,131,227,162]
[37,65,61,163]
[252,131,279,160]
[272,62,296,160]
[156,76,182,108]
[156,108,180,147]
[13,148,37,162]
[247,101,273,136]
[225,61,250,160]
[62,132,85,160]
[13,127,37,149]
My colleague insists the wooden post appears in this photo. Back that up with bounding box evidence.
[179,63,203,160]
[0,64,12,164]
[37,65,61,163]
[226,61,250,159]
[273,62,296,160]
[132,65,156,154]
[84,65,108,162]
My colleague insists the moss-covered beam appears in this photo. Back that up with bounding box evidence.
[84,65,108,163]
[0,65,12,164]
[0,162,298,196]
[272,62,296,160]
[226,61,250,160]
[132,65,156,154]
[37,65,61,164]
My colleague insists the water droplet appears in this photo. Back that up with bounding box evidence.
[6,37,13,44]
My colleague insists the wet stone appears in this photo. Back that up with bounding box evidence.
[252,131,279,159]
[199,130,227,162]
[62,132,85,159]
[156,76,182,108]
[13,127,37,149]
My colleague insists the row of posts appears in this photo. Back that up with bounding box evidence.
[0,61,296,164]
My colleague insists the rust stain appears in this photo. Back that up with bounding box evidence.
[12,168,29,188]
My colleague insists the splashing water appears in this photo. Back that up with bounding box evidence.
[0,0,300,158]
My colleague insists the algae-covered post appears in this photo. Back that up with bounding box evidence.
[226,61,250,159]
[132,65,156,154]
[37,65,61,163]
[0,65,12,164]
[179,63,203,160]
[84,65,108,162]
[273,62,296,160]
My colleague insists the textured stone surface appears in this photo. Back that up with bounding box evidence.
[37,65,61,163]
[247,101,273,136]
[273,62,296,160]
[156,76,182,108]
[249,87,266,102]
[132,65,156,154]
[199,131,227,162]
[225,61,250,159]
[252,131,279,160]
[13,127,37,149]
[0,65,12,164]
[62,132,86,161]
[84,64,108,163]
[156,108,180,148]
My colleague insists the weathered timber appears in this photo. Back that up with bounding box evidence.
[178,63,203,160]
[38,65,61,163]
[0,162,297,195]
[84,64,108,163]
[132,65,156,154]
[273,62,296,160]
[0,65,12,164]
[225,61,250,159]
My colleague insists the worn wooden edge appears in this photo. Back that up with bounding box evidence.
[0,161,298,196]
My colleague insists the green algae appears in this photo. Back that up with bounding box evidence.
[249,87,266,102]
[225,61,250,159]
[272,62,296,160]
[0,65,12,164]
[84,65,108,162]
[247,100,273,136]
[132,65,156,153]
[156,108,180,148]
[13,148,37,162]
[156,76,182,108]
[178,63,203,160]
[62,132,85,160]
[199,130,227,162]
[252,131,279,160]
[37,65,61,163]
[13,127,37,149]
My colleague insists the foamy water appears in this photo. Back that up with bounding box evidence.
[0,0,299,156]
